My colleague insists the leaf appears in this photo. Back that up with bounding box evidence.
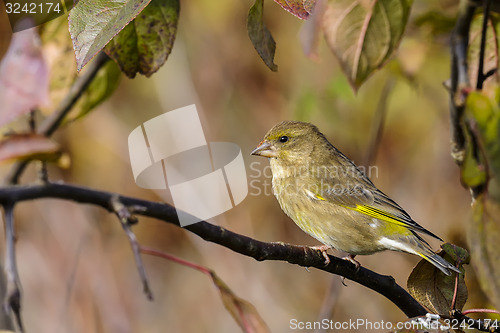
[211,272,270,333]
[68,0,153,71]
[247,0,278,72]
[0,28,50,127]
[0,134,60,163]
[468,195,500,310]
[41,15,120,121]
[407,245,468,314]
[39,14,77,116]
[104,0,179,78]
[322,0,413,90]
[464,90,500,199]
[273,0,316,20]
[467,13,500,90]
[70,61,121,120]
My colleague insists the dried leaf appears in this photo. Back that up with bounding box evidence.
[322,0,413,90]
[273,0,316,20]
[468,195,500,310]
[211,272,270,333]
[247,0,278,72]
[0,134,60,163]
[407,245,468,315]
[104,0,179,78]
[0,28,50,127]
[68,0,153,71]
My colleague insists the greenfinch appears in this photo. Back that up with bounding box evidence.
[251,121,459,275]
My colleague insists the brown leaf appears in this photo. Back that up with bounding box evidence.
[247,0,278,72]
[211,272,270,333]
[0,29,50,127]
[273,0,315,20]
[407,246,468,315]
[322,0,412,90]
[468,195,500,310]
[0,134,60,163]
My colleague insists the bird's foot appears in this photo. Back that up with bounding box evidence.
[310,245,331,266]
[342,254,361,272]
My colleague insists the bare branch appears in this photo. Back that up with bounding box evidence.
[109,195,153,300]
[2,204,23,332]
[0,182,426,318]
[449,0,480,165]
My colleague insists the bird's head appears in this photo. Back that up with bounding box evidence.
[251,121,326,163]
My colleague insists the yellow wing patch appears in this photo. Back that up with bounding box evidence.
[348,204,413,234]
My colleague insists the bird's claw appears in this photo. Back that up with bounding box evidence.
[342,254,361,272]
[311,245,331,266]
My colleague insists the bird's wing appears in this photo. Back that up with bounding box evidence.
[312,164,442,241]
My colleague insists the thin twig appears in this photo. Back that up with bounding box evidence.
[2,204,24,332]
[462,308,500,315]
[452,310,500,332]
[450,269,459,311]
[5,52,110,185]
[140,246,212,276]
[109,195,153,301]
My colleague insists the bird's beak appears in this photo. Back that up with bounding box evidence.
[251,140,277,158]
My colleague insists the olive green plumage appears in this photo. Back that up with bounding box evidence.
[251,121,459,276]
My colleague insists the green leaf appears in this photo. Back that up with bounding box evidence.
[465,90,500,198]
[407,246,467,314]
[468,195,500,310]
[70,61,121,120]
[247,0,278,72]
[322,0,413,90]
[68,0,153,71]
[104,0,180,78]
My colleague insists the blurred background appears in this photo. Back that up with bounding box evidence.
[0,0,492,332]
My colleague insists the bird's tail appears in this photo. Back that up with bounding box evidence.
[416,247,461,276]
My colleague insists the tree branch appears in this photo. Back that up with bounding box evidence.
[0,182,427,318]
[449,0,480,165]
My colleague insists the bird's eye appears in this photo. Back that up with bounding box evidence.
[279,136,289,143]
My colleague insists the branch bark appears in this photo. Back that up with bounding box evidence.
[0,182,427,318]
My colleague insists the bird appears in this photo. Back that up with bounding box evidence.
[251,120,459,275]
